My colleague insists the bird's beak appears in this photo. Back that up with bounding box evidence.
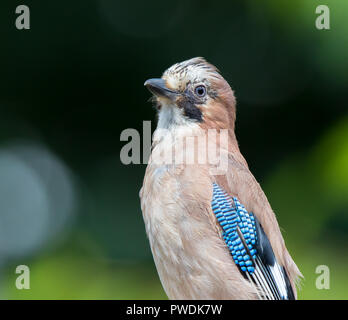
[144,78,178,101]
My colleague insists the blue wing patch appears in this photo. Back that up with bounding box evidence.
[211,182,295,300]
[212,183,257,274]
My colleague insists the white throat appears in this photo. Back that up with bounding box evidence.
[154,103,201,146]
[157,104,186,129]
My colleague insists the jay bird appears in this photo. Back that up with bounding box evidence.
[140,57,302,300]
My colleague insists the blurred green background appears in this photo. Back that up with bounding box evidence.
[0,0,347,299]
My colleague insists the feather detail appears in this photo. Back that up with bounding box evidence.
[212,183,295,300]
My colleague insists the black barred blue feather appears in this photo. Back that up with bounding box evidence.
[212,183,257,273]
[212,183,295,300]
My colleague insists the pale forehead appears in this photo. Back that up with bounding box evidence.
[162,58,220,91]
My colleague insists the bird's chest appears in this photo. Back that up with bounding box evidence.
[141,164,187,249]
[140,162,221,298]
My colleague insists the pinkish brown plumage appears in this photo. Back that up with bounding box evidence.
[140,57,302,299]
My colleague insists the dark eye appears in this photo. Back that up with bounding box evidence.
[194,85,207,97]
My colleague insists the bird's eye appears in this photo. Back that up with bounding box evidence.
[194,85,207,98]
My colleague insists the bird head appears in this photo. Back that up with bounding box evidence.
[144,57,236,131]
